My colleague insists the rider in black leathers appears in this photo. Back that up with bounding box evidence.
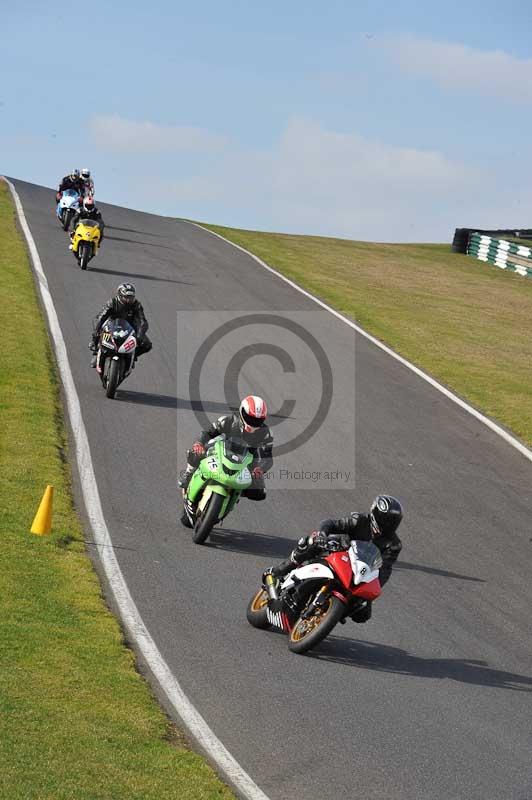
[266,495,403,622]
[89,283,152,367]
[56,170,83,201]
[179,395,273,501]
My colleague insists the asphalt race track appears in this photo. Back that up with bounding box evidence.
[12,178,532,800]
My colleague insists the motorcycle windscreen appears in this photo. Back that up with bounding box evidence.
[225,437,249,459]
[349,541,382,581]
[103,318,134,337]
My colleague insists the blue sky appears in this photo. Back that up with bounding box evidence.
[2,0,532,241]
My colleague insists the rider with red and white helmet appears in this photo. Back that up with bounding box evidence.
[69,195,105,239]
[179,395,273,500]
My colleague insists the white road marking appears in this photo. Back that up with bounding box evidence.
[190,222,532,465]
[3,178,271,800]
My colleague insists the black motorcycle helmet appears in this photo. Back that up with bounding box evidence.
[369,495,403,538]
[116,283,136,305]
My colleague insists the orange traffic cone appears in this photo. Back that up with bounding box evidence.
[30,485,54,535]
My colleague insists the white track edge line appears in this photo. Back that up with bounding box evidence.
[188,221,532,465]
[3,178,271,800]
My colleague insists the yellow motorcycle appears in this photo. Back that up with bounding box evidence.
[70,219,101,270]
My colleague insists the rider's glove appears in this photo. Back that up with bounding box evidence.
[191,442,205,457]
[308,530,328,549]
[251,466,263,480]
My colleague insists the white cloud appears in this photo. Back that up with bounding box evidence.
[90,114,227,153]
[90,114,532,242]
[142,117,479,241]
[383,35,532,104]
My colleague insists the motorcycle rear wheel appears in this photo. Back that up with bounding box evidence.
[288,595,345,654]
[246,589,270,629]
[192,492,224,545]
[106,359,120,399]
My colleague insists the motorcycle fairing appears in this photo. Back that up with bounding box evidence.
[348,542,381,586]
[56,190,80,218]
[324,551,353,591]
[281,562,335,591]
[71,220,101,254]
[96,319,135,378]
[351,577,381,601]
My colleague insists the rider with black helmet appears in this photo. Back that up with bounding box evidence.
[265,495,403,622]
[56,169,83,201]
[89,283,152,367]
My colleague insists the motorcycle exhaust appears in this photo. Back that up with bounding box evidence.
[264,573,279,601]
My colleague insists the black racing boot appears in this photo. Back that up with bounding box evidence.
[351,601,372,624]
[178,468,193,491]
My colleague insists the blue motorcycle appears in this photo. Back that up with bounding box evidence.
[56,189,81,232]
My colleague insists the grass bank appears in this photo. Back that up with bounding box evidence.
[0,180,234,799]
[204,224,532,447]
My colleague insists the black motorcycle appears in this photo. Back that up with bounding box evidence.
[95,318,137,399]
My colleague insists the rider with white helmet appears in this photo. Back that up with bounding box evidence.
[80,168,94,198]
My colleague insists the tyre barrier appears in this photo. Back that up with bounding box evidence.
[466,232,532,279]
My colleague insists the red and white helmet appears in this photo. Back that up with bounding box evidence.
[239,395,267,432]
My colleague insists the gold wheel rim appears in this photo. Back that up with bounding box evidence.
[291,598,332,641]
[251,590,268,612]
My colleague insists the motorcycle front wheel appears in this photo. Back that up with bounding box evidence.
[246,589,270,629]
[79,243,90,270]
[63,209,72,231]
[106,359,120,399]
[288,595,345,655]
[192,492,224,545]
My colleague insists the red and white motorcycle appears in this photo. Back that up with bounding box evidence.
[247,540,383,654]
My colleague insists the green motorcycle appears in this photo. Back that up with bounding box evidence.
[180,435,253,544]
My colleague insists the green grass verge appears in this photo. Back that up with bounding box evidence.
[203,223,532,447]
[0,181,234,800]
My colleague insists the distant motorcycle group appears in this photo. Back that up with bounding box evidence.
[53,169,404,656]
[54,171,141,398]
[55,169,102,270]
